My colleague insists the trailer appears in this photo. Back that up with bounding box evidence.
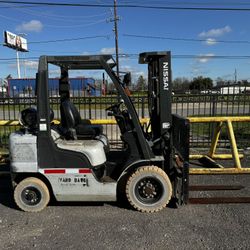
[219,86,250,95]
[7,77,100,97]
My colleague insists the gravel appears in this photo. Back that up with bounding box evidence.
[0,174,250,250]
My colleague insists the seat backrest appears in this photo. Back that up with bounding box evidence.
[60,99,81,129]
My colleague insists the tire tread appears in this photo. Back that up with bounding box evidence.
[14,177,50,212]
[125,166,172,213]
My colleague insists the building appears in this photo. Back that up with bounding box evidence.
[218,84,250,95]
[7,77,101,97]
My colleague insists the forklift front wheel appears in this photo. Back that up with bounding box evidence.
[126,166,172,213]
[14,177,50,212]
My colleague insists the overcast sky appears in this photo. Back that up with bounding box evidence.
[1,0,250,82]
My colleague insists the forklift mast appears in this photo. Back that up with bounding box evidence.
[139,51,172,140]
[139,52,172,170]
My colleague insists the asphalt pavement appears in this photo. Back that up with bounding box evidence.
[0,173,250,250]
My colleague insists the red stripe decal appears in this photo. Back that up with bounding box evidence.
[79,169,92,174]
[44,169,66,174]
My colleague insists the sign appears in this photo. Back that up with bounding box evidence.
[3,30,28,52]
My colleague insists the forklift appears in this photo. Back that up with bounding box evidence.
[9,51,189,213]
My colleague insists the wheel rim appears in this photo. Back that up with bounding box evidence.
[21,186,42,206]
[134,177,164,204]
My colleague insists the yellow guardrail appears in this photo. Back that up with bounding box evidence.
[0,120,20,126]
[1,116,249,174]
[188,116,250,174]
[0,118,149,126]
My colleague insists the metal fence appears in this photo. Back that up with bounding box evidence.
[0,85,250,149]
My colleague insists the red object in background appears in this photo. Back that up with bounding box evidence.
[102,83,106,96]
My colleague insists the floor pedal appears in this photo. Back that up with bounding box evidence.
[100,176,116,183]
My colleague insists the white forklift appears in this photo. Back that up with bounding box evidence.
[9,52,189,212]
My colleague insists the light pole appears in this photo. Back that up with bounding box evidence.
[16,33,27,79]
[23,50,27,78]
[16,49,21,79]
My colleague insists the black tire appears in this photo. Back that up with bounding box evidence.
[126,166,172,213]
[14,177,50,212]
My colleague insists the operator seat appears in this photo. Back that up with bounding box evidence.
[60,98,103,140]
[58,73,108,150]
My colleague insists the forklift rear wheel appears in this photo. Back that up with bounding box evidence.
[14,177,50,212]
[126,166,172,213]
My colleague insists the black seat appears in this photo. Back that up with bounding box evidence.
[60,98,103,140]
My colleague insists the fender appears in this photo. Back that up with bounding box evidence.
[117,156,164,183]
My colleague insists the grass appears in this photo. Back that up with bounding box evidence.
[191,122,250,148]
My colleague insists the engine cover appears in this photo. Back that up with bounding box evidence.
[9,132,38,172]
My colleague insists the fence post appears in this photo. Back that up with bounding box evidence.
[210,94,218,142]
[141,96,145,118]
[212,94,217,117]
[88,97,91,119]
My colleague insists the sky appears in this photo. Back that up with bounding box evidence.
[1,0,250,83]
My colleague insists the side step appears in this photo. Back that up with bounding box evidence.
[0,164,10,176]
[100,176,116,183]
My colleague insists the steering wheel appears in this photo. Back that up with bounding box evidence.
[105,100,124,117]
[106,100,124,111]
[106,103,119,112]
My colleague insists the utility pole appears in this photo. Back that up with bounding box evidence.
[107,0,120,77]
[113,0,120,77]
